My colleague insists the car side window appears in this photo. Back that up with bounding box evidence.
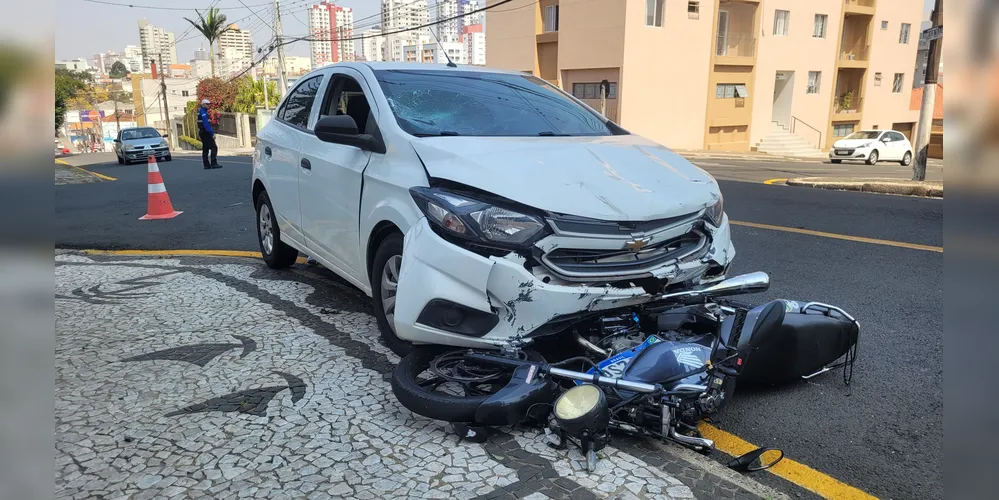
[320,74,373,134]
[881,133,892,142]
[893,132,906,142]
[279,75,324,129]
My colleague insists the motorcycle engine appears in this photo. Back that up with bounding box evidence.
[586,313,647,356]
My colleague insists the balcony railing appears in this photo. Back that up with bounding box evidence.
[834,95,863,114]
[716,34,757,58]
[839,44,870,62]
[844,0,875,8]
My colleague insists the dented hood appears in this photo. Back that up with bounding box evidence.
[410,135,720,221]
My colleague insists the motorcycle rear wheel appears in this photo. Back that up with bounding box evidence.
[392,346,544,423]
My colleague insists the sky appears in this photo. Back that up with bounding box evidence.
[56,0,936,64]
[56,0,380,62]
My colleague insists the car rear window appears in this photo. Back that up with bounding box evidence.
[373,69,615,137]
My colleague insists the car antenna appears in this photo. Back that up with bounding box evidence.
[428,26,458,68]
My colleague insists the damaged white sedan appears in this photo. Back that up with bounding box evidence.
[251,62,734,355]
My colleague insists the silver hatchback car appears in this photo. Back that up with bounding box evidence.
[113,127,172,165]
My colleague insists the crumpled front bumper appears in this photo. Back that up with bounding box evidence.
[394,217,735,349]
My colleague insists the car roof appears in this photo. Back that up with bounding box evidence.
[121,126,157,131]
[306,61,524,77]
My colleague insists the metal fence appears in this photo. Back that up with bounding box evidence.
[217,112,240,137]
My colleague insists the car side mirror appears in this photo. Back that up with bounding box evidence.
[315,115,386,154]
[113,139,121,143]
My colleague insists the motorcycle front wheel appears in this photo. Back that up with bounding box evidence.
[391,346,544,423]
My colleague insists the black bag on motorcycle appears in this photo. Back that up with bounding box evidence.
[730,300,859,386]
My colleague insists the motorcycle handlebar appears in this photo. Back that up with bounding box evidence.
[466,352,662,394]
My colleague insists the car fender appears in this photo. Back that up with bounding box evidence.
[359,177,427,288]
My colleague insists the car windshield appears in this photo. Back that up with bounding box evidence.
[844,131,880,140]
[122,128,161,140]
[373,69,614,137]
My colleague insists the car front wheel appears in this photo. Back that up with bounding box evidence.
[866,150,879,165]
[255,191,299,269]
[371,233,413,356]
[117,153,124,165]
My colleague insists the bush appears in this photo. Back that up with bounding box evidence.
[180,135,202,149]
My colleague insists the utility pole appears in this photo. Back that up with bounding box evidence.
[912,0,942,181]
[156,53,173,148]
[262,73,270,111]
[273,0,289,97]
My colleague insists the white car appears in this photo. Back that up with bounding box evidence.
[251,62,734,355]
[829,130,913,165]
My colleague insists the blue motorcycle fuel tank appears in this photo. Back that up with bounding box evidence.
[579,336,712,388]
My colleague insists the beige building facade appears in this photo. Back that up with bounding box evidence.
[486,0,923,152]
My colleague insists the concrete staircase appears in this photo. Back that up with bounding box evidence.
[755,122,827,159]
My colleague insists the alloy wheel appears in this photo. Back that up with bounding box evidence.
[380,255,402,333]
[259,204,274,255]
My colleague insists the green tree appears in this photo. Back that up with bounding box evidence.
[109,61,129,78]
[54,69,91,131]
[232,76,279,113]
[184,7,233,78]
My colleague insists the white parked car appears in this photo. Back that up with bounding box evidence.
[251,63,734,355]
[829,130,913,165]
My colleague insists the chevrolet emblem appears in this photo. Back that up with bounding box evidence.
[624,236,652,250]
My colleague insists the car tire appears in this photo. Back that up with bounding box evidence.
[117,154,124,165]
[123,157,131,165]
[830,159,842,164]
[255,191,299,269]
[164,155,172,162]
[866,150,879,165]
[900,151,912,166]
[391,347,545,423]
[371,233,413,356]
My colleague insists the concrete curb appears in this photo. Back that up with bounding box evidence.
[785,177,944,198]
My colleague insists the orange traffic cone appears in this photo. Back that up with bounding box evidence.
[139,156,182,220]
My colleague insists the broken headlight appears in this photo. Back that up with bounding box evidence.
[704,196,724,227]
[410,187,547,249]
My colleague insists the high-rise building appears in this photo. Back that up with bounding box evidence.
[93,50,125,76]
[309,1,355,68]
[138,20,177,72]
[488,0,923,153]
[458,0,480,34]
[360,27,386,62]
[463,24,486,66]
[385,32,426,62]
[194,47,210,61]
[382,0,430,38]
[124,45,143,73]
[217,24,254,60]
[437,0,461,42]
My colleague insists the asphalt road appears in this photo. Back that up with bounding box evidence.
[688,157,944,183]
[56,154,943,499]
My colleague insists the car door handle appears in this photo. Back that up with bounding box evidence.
[301,158,312,170]
[264,146,272,156]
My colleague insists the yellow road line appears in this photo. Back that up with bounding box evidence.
[79,249,310,264]
[56,159,117,181]
[730,220,943,253]
[699,423,878,499]
[763,178,788,185]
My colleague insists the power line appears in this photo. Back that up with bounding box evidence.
[82,0,273,10]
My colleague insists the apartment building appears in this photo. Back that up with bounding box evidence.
[309,1,355,67]
[403,40,468,64]
[465,24,487,65]
[360,27,387,62]
[217,25,254,60]
[486,0,922,152]
[137,20,177,72]
[382,0,431,38]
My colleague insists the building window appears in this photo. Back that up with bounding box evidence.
[544,5,559,33]
[833,123,856,137]
[874,72,882,86]
[572,82,618,99]
[813,14,827,38]
[774,10,790,36]
[881,20,889,30]
[715,84,749,99]
[892,73,904,92]
[807,71,821,94]
[181,90,189,97]
[899,23,911,44]
[688,1,700,19]
[646,0,665,27]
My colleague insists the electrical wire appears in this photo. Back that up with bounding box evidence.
[81,0,273,10]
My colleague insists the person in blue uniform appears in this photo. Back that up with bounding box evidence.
[198,99,221,169]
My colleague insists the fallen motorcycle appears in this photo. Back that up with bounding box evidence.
[391,272,859,470]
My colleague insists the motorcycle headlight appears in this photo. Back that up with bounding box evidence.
[704,196,724,227]
[553,384,609,436]
[410,187,546,249]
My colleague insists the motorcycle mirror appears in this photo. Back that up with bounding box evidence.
[726,447,784,472]
[660,272,770,302]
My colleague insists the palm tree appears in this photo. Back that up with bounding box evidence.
[184,7,233,78]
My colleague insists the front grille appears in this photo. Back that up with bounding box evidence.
[548,212,700,236]
[541,230,706,279]
[834,148,856,156]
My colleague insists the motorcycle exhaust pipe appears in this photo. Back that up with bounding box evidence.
[668,429,714,450]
